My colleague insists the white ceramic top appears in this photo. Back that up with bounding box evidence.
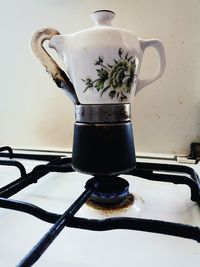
[31,10,166,104]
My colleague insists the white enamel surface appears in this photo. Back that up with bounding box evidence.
[0,153,199,266]
[49,11,165,104]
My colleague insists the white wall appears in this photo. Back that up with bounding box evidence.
[0,0,200,155]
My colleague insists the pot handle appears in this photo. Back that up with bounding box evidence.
[30,28,79,104]
[135,39,166,95]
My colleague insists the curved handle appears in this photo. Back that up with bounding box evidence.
[135,39,166,95]
[30,28,79,104]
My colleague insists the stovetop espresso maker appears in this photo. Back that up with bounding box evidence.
[31,10,166,175]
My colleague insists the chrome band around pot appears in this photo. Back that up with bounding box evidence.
[75,104,131,123]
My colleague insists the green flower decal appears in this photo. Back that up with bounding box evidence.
[81,48,136,102]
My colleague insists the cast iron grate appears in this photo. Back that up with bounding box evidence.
[0,146,200,266]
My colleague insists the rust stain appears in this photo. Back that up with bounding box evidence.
[86,193,134,216]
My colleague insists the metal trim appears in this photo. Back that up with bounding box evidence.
[75,104,131,123]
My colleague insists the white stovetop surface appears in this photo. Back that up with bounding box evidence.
[0,152,199,267]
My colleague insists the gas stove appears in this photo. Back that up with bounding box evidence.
[0,146,199,267]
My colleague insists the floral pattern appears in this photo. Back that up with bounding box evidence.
[81,48,136,102]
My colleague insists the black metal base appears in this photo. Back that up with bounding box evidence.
[72,122,136,175]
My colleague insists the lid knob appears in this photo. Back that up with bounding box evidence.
[90,10,115,26]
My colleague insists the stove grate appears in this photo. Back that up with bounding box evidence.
[130,162,200,203]
[0,159,26,177]
[0,146,199,266]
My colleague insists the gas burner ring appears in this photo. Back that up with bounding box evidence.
[85,176,132,205]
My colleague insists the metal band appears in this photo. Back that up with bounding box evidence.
[75,104,131,123]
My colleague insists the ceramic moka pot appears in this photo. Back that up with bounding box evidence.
[31,10,166,175]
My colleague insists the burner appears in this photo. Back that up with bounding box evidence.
[85,176,133,206]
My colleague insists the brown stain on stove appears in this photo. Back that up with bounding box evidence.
[86,193,134,216]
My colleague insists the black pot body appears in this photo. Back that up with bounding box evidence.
[72,122,136,175]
